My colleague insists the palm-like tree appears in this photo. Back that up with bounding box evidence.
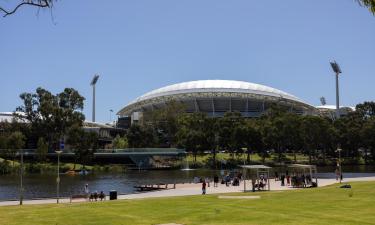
[357,0,375,14]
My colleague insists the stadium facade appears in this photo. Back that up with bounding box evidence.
[117,80,317,122]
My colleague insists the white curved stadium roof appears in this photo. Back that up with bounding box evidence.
[128,80,306,105]
[117,80,313,116]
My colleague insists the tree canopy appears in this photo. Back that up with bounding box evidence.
[357,0,375,15]
[0,0,55,17]
[15,87,85,150]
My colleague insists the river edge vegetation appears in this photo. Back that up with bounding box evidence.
[0,181,374,225]
[1,87,375,174]
[0,157,125,174]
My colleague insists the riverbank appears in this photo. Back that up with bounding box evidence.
[1,173,375,206]
[184,153,373,169]
[1,180,375,225]
[0,157,126,174]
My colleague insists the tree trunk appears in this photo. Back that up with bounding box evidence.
[213,148,217,169]
[73,158,77,170]
[246,148,251,164]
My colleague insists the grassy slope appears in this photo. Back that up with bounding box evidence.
[0,157,92,170]
[0,182,374,225]
[187,153,310,165]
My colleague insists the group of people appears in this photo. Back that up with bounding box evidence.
[84,184,106,201]
[250,174,268,191]
[221,172,242,187]
[275,171,314,188]
[198,172,243,195]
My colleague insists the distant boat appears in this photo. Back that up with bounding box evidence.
[79,170,89,175]
[65,170,77,175]
[65,169,90,175]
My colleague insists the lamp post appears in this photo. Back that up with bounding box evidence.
[336,148,342,183]
[19,149,24,205]
[90,74,100,122]
[55,150,63,203]
[330,61,342,119]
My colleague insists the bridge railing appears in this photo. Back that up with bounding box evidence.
[95,148,186,154]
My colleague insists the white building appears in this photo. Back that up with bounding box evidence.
[117,80,316,120]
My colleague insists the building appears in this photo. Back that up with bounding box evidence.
[315,105,355,120]
[117,80,316,123]
[0,112,24,123]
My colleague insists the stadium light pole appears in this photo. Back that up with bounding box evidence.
[330,61,342,119]
[109,109,113,122]
[91,75,99,122]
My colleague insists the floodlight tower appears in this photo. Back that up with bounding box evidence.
[91,74,99,122]
[320,97,326,106]
[330,61,342,119]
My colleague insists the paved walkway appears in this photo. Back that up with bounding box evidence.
[1,175,375,207]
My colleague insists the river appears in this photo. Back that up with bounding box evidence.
[1,165,375,201]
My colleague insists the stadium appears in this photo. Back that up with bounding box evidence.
[117,80,317,121]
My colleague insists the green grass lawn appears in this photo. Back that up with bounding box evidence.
[1,182,375,225]
[186,153,311,167]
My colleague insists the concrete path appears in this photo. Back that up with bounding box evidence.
[1,174,375,207]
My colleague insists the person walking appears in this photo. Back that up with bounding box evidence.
[214,175,219,187]
[84,184,90,201]
[202,180,207,195]
[335,168,340,181]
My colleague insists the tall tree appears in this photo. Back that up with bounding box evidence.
[16,87,85,150]
[216,112,244,157]
[36,137,48,162]
[7,131,26,168]
[356,101,375,119]
[176,113,215,162]
[112,135,128,149]
[127,124,157,148]
[260,106,293,162]
[334,113,364,160]
[238,120,263,163]
[0,0,55,17]
[361,118,375,162]
[142,101,185,147]
[356,0,375,15]
[66,126,98,169]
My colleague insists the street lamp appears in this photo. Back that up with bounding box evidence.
[19,149,24,205]
[330,60,342,119]
[90,74,100,122]
[55,150,63,203]
[336,147,342,183]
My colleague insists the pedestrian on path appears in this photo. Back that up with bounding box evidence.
[214,175,219,187]
[202,180,206,195]
[84,184,89,196]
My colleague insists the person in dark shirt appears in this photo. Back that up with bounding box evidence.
[202,180,207,194]
[214,175,219,187]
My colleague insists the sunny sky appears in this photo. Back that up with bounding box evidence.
[1,0,374,123]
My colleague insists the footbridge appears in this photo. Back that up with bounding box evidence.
[21,148,186,169]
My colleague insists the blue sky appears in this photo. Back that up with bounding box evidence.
[1,0,374,123]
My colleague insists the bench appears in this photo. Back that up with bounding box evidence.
[70,194,88,203]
